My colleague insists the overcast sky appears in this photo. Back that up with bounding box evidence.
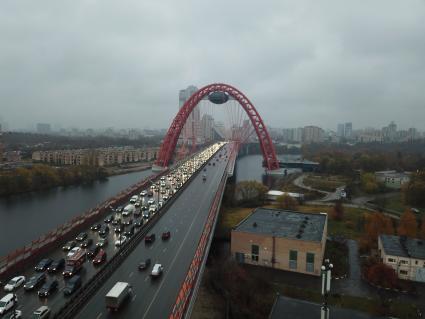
[1,0,425,131]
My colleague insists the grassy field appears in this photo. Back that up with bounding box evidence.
[372,192,425,217]
[217,204,369,241]
[303,174,351,192]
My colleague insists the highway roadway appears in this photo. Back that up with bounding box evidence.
[74,145,230,319]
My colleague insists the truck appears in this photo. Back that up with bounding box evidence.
[122,204,135,217]
[63,249,86,277]
[105,282,131,311]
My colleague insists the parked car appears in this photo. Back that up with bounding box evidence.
[138,258,151,271]
[150,264,163,277]
[80,238,93,248]
[76,232,88,241]
[63,275,81,296]
[92,249,107,265]
[34,258,53,272]
[161,231,171,240]
[47,258,65,273]
[32,306,50,319]
[145,233,155,244]
[38,280,58,297]
[24,273,46,291]
[3,276,25,292]
[87,246,100,259]
[90,223,101,231]
[62,240,76,251]
[96,238,108,247]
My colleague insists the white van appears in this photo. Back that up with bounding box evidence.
[122,204,135,217]
[0,293,17,316]
[129,195,139,204]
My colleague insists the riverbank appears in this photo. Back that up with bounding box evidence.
[105,162,153,176]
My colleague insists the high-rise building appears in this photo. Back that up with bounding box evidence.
[36,123,51,134]
[344,122,353,139]
[179,85,200,144]
[302,126,324,144]
[201,114,214,142]
[337,123,345,137]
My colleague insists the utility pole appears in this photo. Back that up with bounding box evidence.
[321,259,333,319]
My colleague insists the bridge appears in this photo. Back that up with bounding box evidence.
[0,83,279,319]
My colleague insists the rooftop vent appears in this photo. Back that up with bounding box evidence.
[253,222,257,228]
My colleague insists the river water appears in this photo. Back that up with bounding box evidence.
[0,154,298,257]
[0,170,153,256]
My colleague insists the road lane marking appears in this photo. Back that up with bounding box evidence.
[96,313,103,319]
[129,271,134,278]
[162,248,167,253]
[132,294,137,302]
[144,276,149,282]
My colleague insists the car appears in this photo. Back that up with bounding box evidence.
[34,258,53,272]
[148,199,155,205]
[163,195,169,201]
[161,231,171,240]
[111,218,120,225]
[62,265,80,278]
[123,226,135,237]
[37,280,58,297]
[7,309,22,319]
[140,190,147,197]
[99,225,110,237]
[123,219,133,226]
[47,258,65,273]
[76,232,88,241]
[96,238,108,247]
[24,273,46,291]
[90,223,101,231]
[63,275,81,296]
[32,306,50,319]
[67,247,82,258]
[0,293,17,316]
[144,233,155,244]
[134,219,143,227]
[158,201,164,208]
[87,246,100,259]
[141,204,148,211]
[92,249,107,265]
[104,214,114,223]
[147,190,154,197]
[149,205,157,213]
[213,163,215,166]
[115,236,127,247]
[116,206,123,213]
[208,163,211,166]
[80,238,93,248]
[114,225,125,233]
[142,211,150,219]
[160,189,166,194]
[150,264,163,277]
[3,276,25,292]
[62,240,76,251]
[134,209,141,217]
[138,258,151,271]
[134,201,140,208]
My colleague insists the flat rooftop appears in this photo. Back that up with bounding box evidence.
[233,208,326,242]
[380,234,425,259]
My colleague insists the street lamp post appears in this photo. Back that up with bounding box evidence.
[321,259,333,319]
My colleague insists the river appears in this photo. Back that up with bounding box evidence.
[0,170,153,257]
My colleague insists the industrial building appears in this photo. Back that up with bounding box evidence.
[231,208,327,276]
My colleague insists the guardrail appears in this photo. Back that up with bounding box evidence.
[169,144,233,319]
[53,145,225,319]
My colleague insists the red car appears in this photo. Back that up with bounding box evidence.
[145,233,156,244]
[161,231,171,240]
[92,249,107,265]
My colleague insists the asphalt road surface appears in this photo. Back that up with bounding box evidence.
[74,147,230,319]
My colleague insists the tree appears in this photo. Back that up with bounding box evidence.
[235,181,268,207]
[419,215,425,240]
[331,201,344,221]
[403,171,425,206]
[361,173,379,193]
[364,212,394,243]
[276,194,298,210]
[397,209,418,238]
[366,263,398,288]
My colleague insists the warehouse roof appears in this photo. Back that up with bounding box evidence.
[233,208,326,242]
[379,234,425,259]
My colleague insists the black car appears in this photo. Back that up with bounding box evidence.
[80,238,93,248]
[47,258,65,273]
[112,218,120,226]
[62,240,76,251]
[104,215,114,223]
[63,275,81,296]
[76,232,88,241]
[87,246,100,259]
[141,204,148,211]
[35,258,53,272]
[114,225,125,233]
[134,219,143,227]
[145,233,155,244]
[90,223,101,231]
[38,280,58,297]
[24,273,46,291]
[123,219,133,226]
[138,258,151,271]
[124,226,135,237]
[62,265,80,278]
[99,225,110,237]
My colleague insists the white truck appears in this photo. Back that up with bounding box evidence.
[122,204,135,217]
[105,282,131,311]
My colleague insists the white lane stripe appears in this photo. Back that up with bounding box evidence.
[129,271,134,278]
[96,313,103,319]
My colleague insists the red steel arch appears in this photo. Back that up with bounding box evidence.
[155,83,280,170]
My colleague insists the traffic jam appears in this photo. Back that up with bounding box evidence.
[0,143,225,318]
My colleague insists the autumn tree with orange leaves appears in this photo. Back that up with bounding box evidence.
[419,216,425,239]
[397,209,418,238]
[364,212,394,242]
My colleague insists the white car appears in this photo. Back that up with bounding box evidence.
[148,199,155,205]
[3,276,25,292]
[0,293,17,316]
[151,264,163,277]
[115,236,127,247]
[67,247,81,258]
[140,191,147,197]
[149,205,157,213]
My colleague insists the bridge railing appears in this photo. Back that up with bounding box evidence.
[169,144,233,319]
